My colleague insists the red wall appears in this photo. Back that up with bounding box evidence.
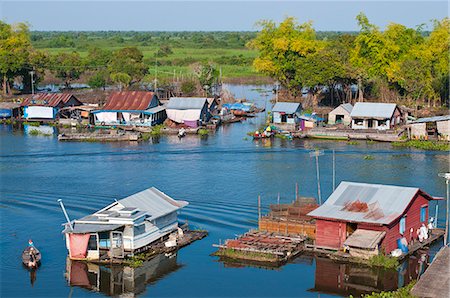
[315,219,346,249]
[314,192,430,254]
[379,193,429,253]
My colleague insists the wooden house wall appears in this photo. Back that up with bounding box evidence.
[315,219,346,249]
[258,218,316,239]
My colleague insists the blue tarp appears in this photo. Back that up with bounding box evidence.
[0,109,12,118]
[223,102,254,112]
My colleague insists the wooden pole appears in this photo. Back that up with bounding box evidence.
[445,179,449,245]
[258,195,261,222]
[277,193,280,205]
[295,183,299,200]
[315,154,322,204]
[332,149,336,192]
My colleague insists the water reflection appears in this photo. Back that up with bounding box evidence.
[310,251,429,297]
[65,253,182,296]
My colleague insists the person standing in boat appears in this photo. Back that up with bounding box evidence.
[28,247,37,268]
[28,239,35,247]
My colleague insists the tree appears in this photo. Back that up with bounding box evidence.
[86,47,111,90]
[248,17,322,97]
[51,51,84,88]
[191,62,219,96]
[0,21,31,95]
[108,47,147,86]
[110,72,131,90]
[19,49,49,94]
[155,44,173,57]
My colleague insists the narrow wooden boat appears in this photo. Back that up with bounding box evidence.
[22,247,41,268]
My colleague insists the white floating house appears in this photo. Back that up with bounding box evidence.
[350,102,402,130]
[62,187,188,260]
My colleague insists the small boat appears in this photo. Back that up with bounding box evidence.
[22,247,41,269]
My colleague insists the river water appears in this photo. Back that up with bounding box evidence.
[0,84,448,297]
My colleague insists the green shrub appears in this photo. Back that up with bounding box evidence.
[392,140,450,151]
[198,128,208,136]
[364,155,375,160]
[368,254,399,269]
[24,121,40,127]
[361,281,416,297]
[28,129,40,136]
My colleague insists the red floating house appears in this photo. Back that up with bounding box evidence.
[307,182,437,255]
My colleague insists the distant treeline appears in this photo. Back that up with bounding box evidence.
[30,31,365,50]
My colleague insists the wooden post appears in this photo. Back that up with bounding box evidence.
[258,195,261,222]
[315,153,322,204]
[295,183,299,200]
[277,193,280,206]
[332,149,336,192]
[445,179,449,245]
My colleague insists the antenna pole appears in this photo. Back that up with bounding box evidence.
[58,199,73,231]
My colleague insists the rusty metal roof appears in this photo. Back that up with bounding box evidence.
[101,91,156,111]
[307,181,433,225]
[21,93,81,107]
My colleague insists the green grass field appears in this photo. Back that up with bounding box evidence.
[38,45,263,81]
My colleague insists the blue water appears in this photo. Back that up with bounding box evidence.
[0,84,448,297]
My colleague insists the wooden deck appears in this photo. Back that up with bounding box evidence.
[399,229,445,260]
[411,246,449,298]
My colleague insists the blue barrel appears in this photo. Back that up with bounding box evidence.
[397,238,409,253]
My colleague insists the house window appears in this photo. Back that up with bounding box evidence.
[354,119,364,125]
[399,216,406,235]
[88,234,98,250]
[134,223,146,236]
[420,206,427,222]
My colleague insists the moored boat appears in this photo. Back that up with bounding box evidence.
[22,247,41,268]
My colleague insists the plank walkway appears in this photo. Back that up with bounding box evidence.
[411,246,449,298]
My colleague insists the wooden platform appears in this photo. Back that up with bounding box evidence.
[411,246,449,298]
[213,230,306,266]
[58,131,140,142]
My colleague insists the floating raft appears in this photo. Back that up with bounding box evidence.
[58,132,140,142]
[213,230,306,266]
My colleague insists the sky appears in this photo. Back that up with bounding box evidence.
[1,1,448,31]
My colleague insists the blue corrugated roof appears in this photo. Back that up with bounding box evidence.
[272,102,301,114]
[167,97,207,110]
[413,115,450,123]
[350,103,397,119]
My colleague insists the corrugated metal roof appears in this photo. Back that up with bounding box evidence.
[117,187,188,220]
[144,105,166,114]
[65,187,188,234]
[167,97,208,110]
[0,102,21,109]
[272,102,301,114]
[350,103,397,119]
[21,93,81,107]
[341,103,353,113]
[413,115,450,123]
[344,229,386,249]
[101,91,156,111]
[63,223,123,234]
[307,181,428,225]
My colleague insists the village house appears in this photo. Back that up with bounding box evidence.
[166,97,212,127]
[21,93,83,120]
[350,103,402,130]
[307,182,437,257]
[328,103,353,125]
[62,187,188,261]
[0,102,21,119]
[271,102,302,131]
[92,91,165,126]
[299,113,324,130]
[409,115,450,141]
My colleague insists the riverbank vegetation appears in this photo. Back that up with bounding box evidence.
[392,140,450,151]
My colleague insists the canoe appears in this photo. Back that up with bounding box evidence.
[22,247,41,268]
